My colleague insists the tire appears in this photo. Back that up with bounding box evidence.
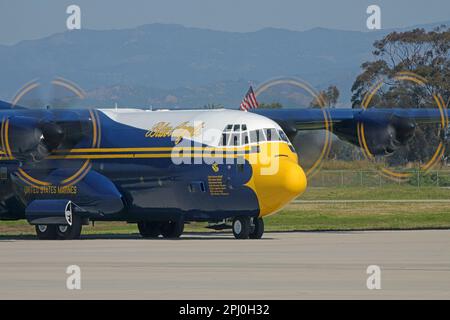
[56,215,82,240]
[232,216,251,239]
[160,220,184,238]
[249,218,264,239]
[138,221,161,238]
[35,225,57,240]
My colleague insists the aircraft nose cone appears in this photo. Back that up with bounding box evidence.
[283,159,307,196]
[250,157,307,217]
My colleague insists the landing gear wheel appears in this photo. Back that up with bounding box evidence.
[232,216,251,239]
[35,225,57,240]
[56,215,82,240]
[160,220,184,238]
[138,221,162,238]
[249,218,264,239]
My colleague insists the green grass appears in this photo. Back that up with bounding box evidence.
[265,202,450,231]
[1,186,449,236]
[300,185,450,200]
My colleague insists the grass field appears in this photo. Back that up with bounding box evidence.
[0,185,449,237]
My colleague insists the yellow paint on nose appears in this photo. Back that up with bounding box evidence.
[245,142,307,217]
[282,158,307,195]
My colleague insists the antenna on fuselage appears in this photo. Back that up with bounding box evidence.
[115,102,118,111]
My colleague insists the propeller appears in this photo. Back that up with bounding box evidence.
[7,116,64,162]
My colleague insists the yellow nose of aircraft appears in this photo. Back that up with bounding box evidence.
[246,143,307,217]
[282,158,307,195]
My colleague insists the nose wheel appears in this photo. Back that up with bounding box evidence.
[232,216,264,239]
[249,217,264,239]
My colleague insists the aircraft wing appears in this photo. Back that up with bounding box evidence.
[0,99,27,109]
[251,108,447,130]
[251,107,448,155]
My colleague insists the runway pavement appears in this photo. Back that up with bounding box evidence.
[0,230,449,299]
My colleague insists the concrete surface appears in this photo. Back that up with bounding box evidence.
[0,230,449,299]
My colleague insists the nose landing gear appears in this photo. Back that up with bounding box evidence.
[232,216,264,239]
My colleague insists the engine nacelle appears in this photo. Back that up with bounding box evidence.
[6,116,63,162]
[334,112,416,155]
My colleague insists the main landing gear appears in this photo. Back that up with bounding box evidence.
[138,220,184,239]
[232,216,264,239]
[35,216,83,240]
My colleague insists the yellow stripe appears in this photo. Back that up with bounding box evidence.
[422,142,443,171]
[4,120,13,158]
[94,109,102,147]
[18,168,51,186]
[51,143,271,153]
[64,163,92,187]
[89,109,97,148]
[61,160,91,184]
[16,173,40,188]
[1,117,5,154]
[47,153,241,160]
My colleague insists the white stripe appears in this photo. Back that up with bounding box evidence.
[249,94,258,108]
[244,97,254,109]
[291,199,450,204]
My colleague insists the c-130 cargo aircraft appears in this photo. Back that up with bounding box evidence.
[0,97,446,240]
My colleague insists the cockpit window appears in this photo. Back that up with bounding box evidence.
[278,130,290,143]
[266,129,272,141]
[219,124,291,147]
[242,131,249,145]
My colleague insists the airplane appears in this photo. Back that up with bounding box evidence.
[0,98,446,240]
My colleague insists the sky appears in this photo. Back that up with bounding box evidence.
[0,0,449,45]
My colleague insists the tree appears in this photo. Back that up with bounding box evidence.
[203,103,224,109]
[351,26,450,108]
[350,26,450,165]
[258,102,283,109]
[310,85,340,108]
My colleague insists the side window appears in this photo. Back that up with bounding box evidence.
[249,130,258,143]
[279,130,290,143]
[242,131,249,145]
[258,129,266,141]
[189,181,206,193]
[230,133,241,146]
[220,133,230,146]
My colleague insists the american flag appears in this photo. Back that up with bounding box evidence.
[239,86,259,111]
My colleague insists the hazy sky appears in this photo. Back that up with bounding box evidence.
[0,0,449,45]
